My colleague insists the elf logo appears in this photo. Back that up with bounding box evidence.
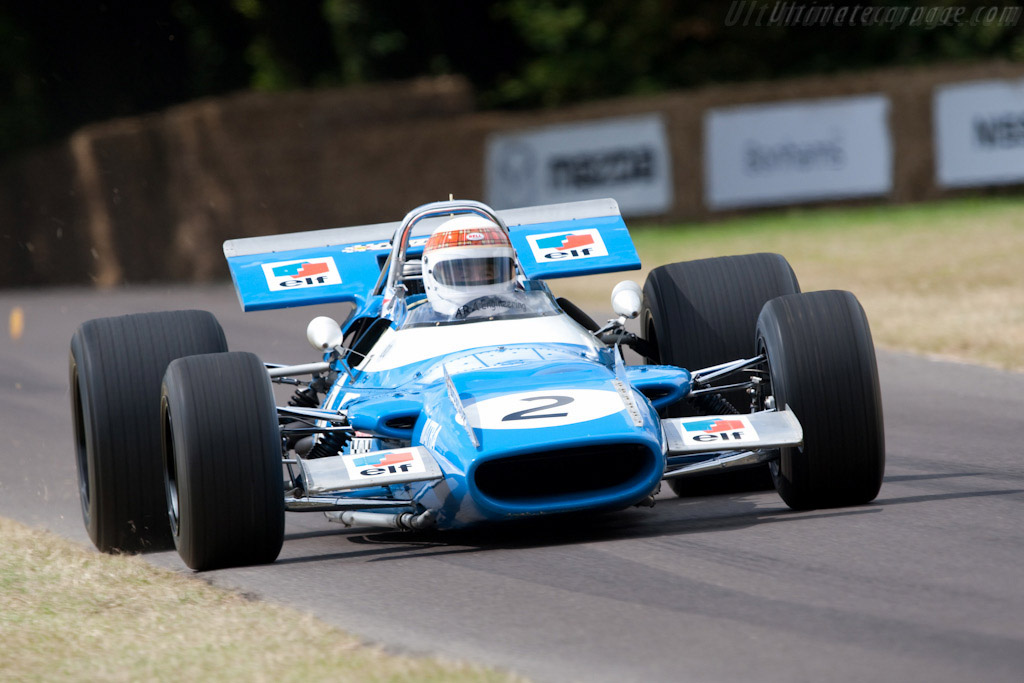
[527,228,608,262]
[273,261,329,279]
[343,449,426,479]
[682,417,759,443]
[262,257,342,290]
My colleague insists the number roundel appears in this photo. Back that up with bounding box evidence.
[464,389,626,430]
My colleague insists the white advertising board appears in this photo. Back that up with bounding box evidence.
[485,114,673,216]
[704,95,892,209]
[934,79,1024,188]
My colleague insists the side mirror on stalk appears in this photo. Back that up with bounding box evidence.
[611,281,643,319]
[306,316,344,351]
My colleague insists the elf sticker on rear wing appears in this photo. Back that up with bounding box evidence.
[223,198,641,312]
[502,198,640,280]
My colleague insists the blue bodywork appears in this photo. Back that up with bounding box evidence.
[336,342,690,528]
[224,199,692,529]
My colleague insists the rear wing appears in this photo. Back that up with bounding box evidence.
[224,198,640,312]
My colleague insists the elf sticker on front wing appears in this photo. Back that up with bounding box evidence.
[343,448,426,479]
[526,228,608,263]
[262,257,342,291]
[465,388,624,430]
[679,416,760,445]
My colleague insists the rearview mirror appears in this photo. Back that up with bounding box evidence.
[611,281,642,319]
[306,316,344,351]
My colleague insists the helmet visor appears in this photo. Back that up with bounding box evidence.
[432,257,514,287]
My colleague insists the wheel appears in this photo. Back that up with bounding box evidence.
[641,253,800,496]
[162,351,285,571]
[69,310,227,553]
[756,291,885,510]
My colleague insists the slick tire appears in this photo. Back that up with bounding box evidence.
[641,253,800,496]
[162,351,285,571]
[69,310,227,553]
[757,291,885,510]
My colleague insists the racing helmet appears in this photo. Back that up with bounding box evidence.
[421,215,516,316]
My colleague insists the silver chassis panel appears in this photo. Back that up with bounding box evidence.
[662,409,802,455]
[298,446,443,495]
[284,495,413,512]
[662,409,803,480]
[663,449,777,480]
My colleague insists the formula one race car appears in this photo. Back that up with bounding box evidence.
[70,198,884,570]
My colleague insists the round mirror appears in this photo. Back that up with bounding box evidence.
[306,316,344,351]
[611,280,642,319]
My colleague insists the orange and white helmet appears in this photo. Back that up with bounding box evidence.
[421,215,515,316]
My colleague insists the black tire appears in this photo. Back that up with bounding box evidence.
[162,351,285,571]
[641,253,799,496]
[69,310,227,553]
[756,291,885,510]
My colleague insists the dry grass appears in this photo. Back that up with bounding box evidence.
[551,197,1024,372]
[0,517,520,683]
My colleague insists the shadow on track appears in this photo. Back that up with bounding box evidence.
[272,475,1023,567]
[272,492,875,566]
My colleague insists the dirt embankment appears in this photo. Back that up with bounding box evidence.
[2,61,1023,288]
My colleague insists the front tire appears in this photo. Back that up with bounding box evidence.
[757,291,885,510]
[69,310,227,553]
[162,351,285,571]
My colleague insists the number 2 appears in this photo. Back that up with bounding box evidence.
[501,395,574,421]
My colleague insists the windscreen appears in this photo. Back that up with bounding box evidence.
[400,288,562,328]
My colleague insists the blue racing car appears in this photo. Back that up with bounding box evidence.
[70,198,884,570]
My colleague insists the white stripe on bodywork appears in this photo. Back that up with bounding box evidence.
[357,315,600,372]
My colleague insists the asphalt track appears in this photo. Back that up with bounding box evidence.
[2,284,1023,683]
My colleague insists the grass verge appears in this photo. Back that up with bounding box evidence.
[551,196,1024,372]
[0,516,519,682]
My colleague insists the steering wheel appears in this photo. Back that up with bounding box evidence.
[455,295,529,318]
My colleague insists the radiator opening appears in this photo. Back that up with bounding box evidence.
[474,444,653,502]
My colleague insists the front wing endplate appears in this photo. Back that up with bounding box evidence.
[299,446,443,494]
[663,409,803,455]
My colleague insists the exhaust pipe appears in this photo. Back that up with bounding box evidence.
[333,509,437,530]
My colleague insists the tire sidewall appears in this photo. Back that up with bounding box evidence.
[69,332,103,548]
[754,300,804,504]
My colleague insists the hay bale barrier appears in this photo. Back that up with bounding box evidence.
[2,62,1023,289]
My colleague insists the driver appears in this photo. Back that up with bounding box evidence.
[421,215,517,316]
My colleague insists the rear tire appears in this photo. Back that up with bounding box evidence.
[69,310,227,553]
[757,291,885,510]
[641,254,800,496]
[162,351,285,571]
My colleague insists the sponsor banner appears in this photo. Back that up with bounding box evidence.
[704,95,892,209]
[934,79,1024,188]
[485,114,673,216]
[261,256,341,291]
